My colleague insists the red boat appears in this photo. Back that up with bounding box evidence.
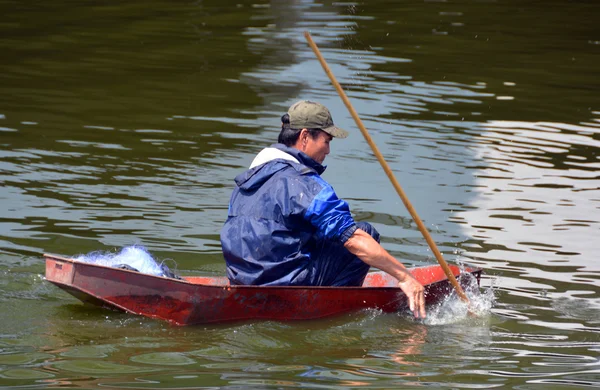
[44,253,481,326]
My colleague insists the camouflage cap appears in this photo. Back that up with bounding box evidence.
[287,100,349,138]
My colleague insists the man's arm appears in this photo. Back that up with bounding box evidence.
[344,228,426,318]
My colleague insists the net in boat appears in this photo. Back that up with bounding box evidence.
[74,245,179,279]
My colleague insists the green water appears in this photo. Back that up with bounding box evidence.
[1,0,599,388]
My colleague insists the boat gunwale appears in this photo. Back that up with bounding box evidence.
[43,253,482,291]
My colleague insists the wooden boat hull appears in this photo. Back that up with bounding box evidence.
[44,253,481,325]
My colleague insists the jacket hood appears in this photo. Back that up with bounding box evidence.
[234,144,326,191]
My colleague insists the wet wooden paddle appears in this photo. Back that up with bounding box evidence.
[304,31,471,306]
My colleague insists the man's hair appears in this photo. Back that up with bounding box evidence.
[278,114,322,147]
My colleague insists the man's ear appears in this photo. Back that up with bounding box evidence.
[299,128,307,140]
[298,129,307,149]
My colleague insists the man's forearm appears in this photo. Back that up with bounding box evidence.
[344,227,427,318]
[343,228,411,282]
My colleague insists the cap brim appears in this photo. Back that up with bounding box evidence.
[322,125,349,139]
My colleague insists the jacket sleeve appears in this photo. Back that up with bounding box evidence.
[303,176,357,243]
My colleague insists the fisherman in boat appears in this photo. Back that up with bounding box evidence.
[220,100,426,318]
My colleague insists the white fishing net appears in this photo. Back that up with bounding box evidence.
[73,245,178,278]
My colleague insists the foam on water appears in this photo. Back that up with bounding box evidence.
[74,245,177,278]
[423,271,496,326]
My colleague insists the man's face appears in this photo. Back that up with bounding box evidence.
[303,130,332,164]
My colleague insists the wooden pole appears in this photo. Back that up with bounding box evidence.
[304,31,470,304]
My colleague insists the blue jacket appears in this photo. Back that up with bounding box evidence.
[221,144,357,286]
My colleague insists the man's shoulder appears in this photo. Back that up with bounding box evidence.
[264,165,328,199]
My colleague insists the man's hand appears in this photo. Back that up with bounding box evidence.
[397,273,426,319]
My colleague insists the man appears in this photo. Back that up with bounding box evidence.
[221,100,426,318]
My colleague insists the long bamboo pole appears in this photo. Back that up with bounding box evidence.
[304,31,470,304]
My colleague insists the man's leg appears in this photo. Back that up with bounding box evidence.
[312,222,380,286]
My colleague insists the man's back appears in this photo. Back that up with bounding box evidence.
[220,145,355,286]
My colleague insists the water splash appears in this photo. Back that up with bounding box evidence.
[73,245,178,278]
[424,271,496,326]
